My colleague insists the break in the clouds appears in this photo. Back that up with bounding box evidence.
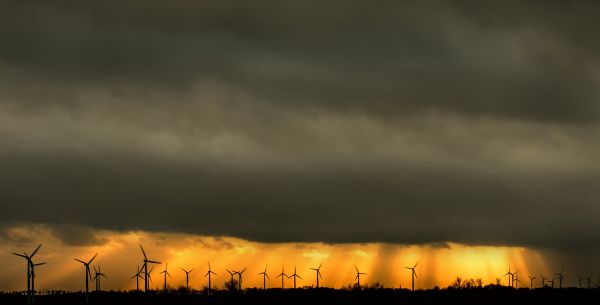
[1,1,600,252]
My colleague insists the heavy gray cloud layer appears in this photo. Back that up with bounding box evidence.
[1,1,600,251]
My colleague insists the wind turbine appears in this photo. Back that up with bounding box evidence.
[405,262,418,291]
[226,269,236,290]
[540,274,547,288]
[504,267,514,288]
[139,245,161,292]
[555,269,565,289]
[354,266,366,290]
[146,266,156,290]
[236,268,247,290]
[276,265,287,289]
[514,273,520,289]
[512,270,519,288]
[74,253,98,303]
[205,262,216,294]
[160,263,171,292]
[586,276,593,289]
[12,244,42,304]
[258,265,270,290]
[548,278,556,288]
[93,265,108,292]
[287,266,302,289]
[310,263,323,288]
[180,267,194,293]
[579,276,583,289]
[130,265,144,291]
[528,275,536,289]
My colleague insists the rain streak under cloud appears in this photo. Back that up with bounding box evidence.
[1,0,600,290]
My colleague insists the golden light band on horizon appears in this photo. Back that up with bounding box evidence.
[0,226,550,292]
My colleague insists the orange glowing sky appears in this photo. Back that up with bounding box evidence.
[0,225,551,292]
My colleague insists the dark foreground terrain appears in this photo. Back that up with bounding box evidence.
[2,287,598,305]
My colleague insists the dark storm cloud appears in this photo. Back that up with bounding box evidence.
[2,0,600,121]
[1,1,600,253]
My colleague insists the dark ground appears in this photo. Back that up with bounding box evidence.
[2,287,598,305]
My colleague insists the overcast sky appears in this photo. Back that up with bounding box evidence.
[1,1,600,260]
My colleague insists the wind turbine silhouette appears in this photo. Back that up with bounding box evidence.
[12,244,42,304]
[160,263,171,292]
[512,270,519,288]
[180,267,194,293]
[514,273,521,289]
[586,276,593,289]
[310,263,323,288]
[405,262,418,291]
[287,266,302,289]
[74,253,98,303]
[540,274,547,288]
[555,269,565,289]
[235,268,247,290]
[226,269,236,290]
[93,265,107,292]
[548,277,556,288]
[205,262,216,294]
[258,265,270,290]
[139,245,161,292]
[276,265,288,289]
[504,267,514,288]
[146,266,156,290]
[130,266,144,291]
[354,266,366,290]
[528,275,536,289]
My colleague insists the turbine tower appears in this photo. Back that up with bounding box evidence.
[205,262,216,294]
[180,267,194,293]
[258,265,270,290]
[512,271,519,288]
[354,266,366,290]
[160,263,171,293]
[528,275,536,289]
[287,266,302,289]
[310,263,323,288]
[93,265,108,292]
[12,244,42,304]
[276,265,288,289]
[130,265,144,291]
[29,260,47,298]
[139,245,161,292]
[74,253,98,303]
[405,262,418,291]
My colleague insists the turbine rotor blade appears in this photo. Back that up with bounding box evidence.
[12,253,27,258]
[139,245,147,259]
[30,244,42,258]
[88,253,98,264]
